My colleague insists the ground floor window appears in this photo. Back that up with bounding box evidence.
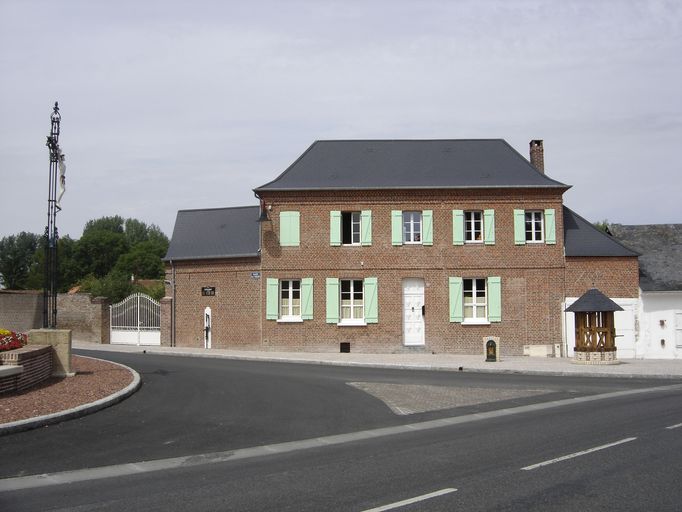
[463,278,487,321]
[280,279,301,319]
[341,279,364,321]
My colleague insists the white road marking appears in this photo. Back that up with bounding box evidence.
[362,488,458,512]
[521,437,637,471]
[666,423,682,430]
[3,384,680,492]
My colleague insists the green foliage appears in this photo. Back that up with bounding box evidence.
[75,230,130,278]
[113,242,165,279]
[0,232,41,289]
[83,215,125,236]
[2,215,168,303]
[593,219,610,233]
[25,235,80,292]
[79,270,135,304]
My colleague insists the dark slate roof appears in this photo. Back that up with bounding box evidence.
[565,288,624,312]
[609,224,682,292]
[164,206,260,261]
[563,207,639,258]
[255,140,569,192]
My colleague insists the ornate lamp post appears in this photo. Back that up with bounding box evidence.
[43,102,65,328]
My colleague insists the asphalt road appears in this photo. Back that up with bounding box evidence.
[1,351,681,511]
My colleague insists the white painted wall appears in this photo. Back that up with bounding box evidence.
[638,291,682,359]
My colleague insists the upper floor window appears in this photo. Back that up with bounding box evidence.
[330,210,372,246]
[279,211,300,247]
[514,209,556,245]
[453,209,495,245]
[392,210,432,246]
[342,212,361,245]
[403,211,422,244]
[465,211,483,243]
[525,210,544,243]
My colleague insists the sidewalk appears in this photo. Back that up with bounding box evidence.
[74,341,682,379]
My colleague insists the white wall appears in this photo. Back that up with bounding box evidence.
[638,291,682,359]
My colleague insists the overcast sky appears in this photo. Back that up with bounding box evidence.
[1,0,680,241]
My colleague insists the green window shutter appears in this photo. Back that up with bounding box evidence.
[544,208,556,245]
[361,210,372,246]
[513,209,526,245]
[488,276,502,322]
[449,277,463,323]
[280,211,300,247]
[301,278,314,320]
[266,278,279,320]
[422,210,433,245]
[452,210,464,245]
[391,210,403,246]
[330,211,341,246]
[364,277,378,323]
[484,209,495,245]
[325,278,339,324]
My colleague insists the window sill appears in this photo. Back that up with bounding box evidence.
[337,320,367,327]
[277,317,303,323]
[462,319,491,326]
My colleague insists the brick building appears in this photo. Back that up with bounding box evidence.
[163,139,639,355]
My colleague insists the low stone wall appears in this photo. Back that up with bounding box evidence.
[0,291,109,343]
[0,290,42,333]
[0,345,53,394]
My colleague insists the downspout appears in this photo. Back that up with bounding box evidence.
[170,259,176,347]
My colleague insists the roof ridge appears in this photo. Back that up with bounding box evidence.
[177,205,258,214]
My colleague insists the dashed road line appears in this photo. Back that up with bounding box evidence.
[665,423,682,430]
[362,488,458,512]
[521,437,638,471]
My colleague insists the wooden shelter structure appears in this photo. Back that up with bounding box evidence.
[566,288,623,363]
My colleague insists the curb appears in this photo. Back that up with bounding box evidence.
[0,356,141,436]
[77,346,682,380]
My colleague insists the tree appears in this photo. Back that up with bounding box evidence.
[113,241,165,279]
[0,232,40,289]
[75,230,129,278]
[25,235,80,292]
[83,215,125,236]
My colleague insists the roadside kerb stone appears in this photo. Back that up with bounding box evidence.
[0,356,141,436]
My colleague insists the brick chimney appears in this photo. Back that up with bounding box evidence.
[529,139,544,173]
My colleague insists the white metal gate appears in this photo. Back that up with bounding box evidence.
[110,293,161,345]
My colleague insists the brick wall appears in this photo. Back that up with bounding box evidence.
[258,189,568,355]
[0,345,53,394]
[168,258,262,349]
[0,292,110,343]
[164,188,639,355]
[0,290,42,332]
[57,294,110,343]
[565,257,639,298]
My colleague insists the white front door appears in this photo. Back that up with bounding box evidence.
[403,278,425,346]
[204,307,212,349]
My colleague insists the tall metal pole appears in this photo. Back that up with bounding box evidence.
[43,102,63,328]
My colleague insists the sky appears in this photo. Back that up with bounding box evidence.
[1,0,680,241]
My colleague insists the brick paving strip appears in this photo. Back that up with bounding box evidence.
[348,382,551,415]
[0,355,134,425]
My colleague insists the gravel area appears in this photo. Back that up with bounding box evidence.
[0,355,134,424]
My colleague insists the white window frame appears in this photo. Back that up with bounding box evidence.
[278,279,302,322]
[463,278,488,324]
[525,210,544,243]
[340,279,365,325]
[342,211,361,246]
[403,211,422,244]
[464,211,484,243]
